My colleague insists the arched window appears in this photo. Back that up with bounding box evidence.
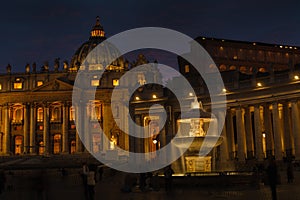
[53,134,61,154]
[15,136,23,155]
[70,140,76,154]
[37,107,43,122]
[13,105,23,123]
[90,102,102,120]
[219,64,227,71]
[229,65,236,71]
[51,105,61,122]
[69,106,75,121]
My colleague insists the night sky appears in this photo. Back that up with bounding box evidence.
[0,0,299,74]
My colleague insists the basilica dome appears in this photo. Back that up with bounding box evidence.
[70,17,126,71]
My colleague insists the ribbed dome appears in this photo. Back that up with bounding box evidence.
[70,17,126,71]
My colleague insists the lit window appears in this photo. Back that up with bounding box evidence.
[70,140,76,154]
[184,65,190,73]
[39,141,44,155]
[0,84,2,90]
[51,106,61,122]
[53,134,61,154]
[37,81,43,87]
[91,80,100,86]
[233,56,238,60]
[14,82,22,89]
[15,136,23,155]
[69,106,75,121]
[113,79,119,86]
[37,107,43,122]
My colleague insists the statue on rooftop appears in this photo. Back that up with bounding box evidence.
[54,58,60,72]
[32,62,37,73]
[6,64,11,74]
[25,63,30,74]
[63,60,69,72]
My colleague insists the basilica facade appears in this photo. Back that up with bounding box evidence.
[0,17,300,172]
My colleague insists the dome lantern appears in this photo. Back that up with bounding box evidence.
[90,16,105,38]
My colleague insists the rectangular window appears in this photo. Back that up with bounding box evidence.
[113,79,119,86]
[0,84,2,90]
[14,82,22,89]
[184,65,190,73]
[37,81,43,87]
[91,80,100,86]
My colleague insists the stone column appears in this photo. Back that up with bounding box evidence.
[291,100,300,160]
[23,103,29,154]
[75,103,82,153]
[43,104,50,155]
[244,106,254,158]
[263,104,274,157]
[236,107,247,162]
[282,102,293,157]
[272,102,284,160]
[103,102,112,152]
[29,103,36,154]
[217,110,229,163]
[254,105,264,161]
[62,102,69,153]
[226,109,236,159]
[84,103,90,152]
[3,104,11,155]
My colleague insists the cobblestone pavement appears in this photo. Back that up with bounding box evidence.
[0,170,299,200]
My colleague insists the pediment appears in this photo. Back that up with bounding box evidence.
[32,79,74,92]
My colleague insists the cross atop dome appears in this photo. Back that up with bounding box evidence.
[90,16,105,38]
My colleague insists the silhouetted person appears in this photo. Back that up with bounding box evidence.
[287,161,294,183]
[164,165,174,192]
[82,163,89,199]
[87,165,96,200]
[267,159,278,200]
[139,173,146,191]
[0,170,6,195]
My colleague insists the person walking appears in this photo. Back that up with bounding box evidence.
[287,161,294,183]
[86,165,96,200]
[267,158,278,200]
[82,162,89,200]
[164,165,174,192]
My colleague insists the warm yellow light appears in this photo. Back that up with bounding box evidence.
[153,139,157,144]
[294,75,299,80]
[289,46,293,49]
[91,80,100,86]
[37,81,43,87]
[295,47,297,50]
[279,45,283,48]
[253,42,256,45]
[262,133,266,138]
[135,96,140,101]
[14,82,22,89]
[113,79,119,86]
[257,82,262,87]
[222,88,227,93]
[152,94,157,99]
[189,92,194,97]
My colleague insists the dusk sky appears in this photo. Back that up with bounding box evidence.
[0,0,299,73]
